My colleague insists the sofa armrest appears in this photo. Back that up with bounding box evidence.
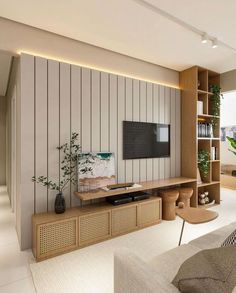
[114,248,179,293]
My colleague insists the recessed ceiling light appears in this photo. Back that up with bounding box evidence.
[201,33,208,44]
[212,39,218,49]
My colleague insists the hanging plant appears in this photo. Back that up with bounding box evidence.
[209,84,223,128]
[198,149,210,178]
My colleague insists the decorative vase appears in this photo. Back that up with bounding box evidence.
[55,192,66,214]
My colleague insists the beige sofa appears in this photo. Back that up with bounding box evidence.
[114,222,236,293]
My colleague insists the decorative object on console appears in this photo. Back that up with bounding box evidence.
[78,152,115,191]
[198,149,210,180]
[32,132,81,214]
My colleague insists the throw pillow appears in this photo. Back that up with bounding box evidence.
[222,229,236,247]
[172,246,236,293]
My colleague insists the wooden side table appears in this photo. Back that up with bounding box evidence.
[176,207,218,246]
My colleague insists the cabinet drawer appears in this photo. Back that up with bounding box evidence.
[112,205,138,236]
[79,211,111,246]
[36,217,78,260]
[138,200,161,227]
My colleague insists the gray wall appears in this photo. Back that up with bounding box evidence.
[221,69,236,93]
[19,53,181,250]
[0,95,6,185]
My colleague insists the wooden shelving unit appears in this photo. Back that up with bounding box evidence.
[180,66,221,207]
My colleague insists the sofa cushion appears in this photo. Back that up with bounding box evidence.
[148,244,201,282]
[172,246,236,293]
[189,222,236,250]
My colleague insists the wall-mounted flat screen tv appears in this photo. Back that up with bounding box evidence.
[123,121,170,159]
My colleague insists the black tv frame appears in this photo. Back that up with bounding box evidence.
[123,120,170,160]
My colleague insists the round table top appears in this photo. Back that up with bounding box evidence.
[176,207,218,224]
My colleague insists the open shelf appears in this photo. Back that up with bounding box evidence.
[197,181,220,188]
[197,89,213,96]
[181,65,220,208]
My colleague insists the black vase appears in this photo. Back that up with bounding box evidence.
[55,192,66,214]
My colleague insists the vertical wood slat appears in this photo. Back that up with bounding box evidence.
[117,76,125,183]
[170,88,176,178]
[175,89,181,176]
[164,87,171,179]
[109,74,118,177]
[101,72,109,152]
[60,63,71,207]
[81,68,91,152]
[153,84,159,180]
[140,81,147,181]
[20,54,35,249]
[48,60,60,212]
[35,57,48,213]
[71,65,81,207]
[146,83,153,181]
[159,85,165,179]
[91,70,100,152]
[125,78,133,182]
[132,79,140,182]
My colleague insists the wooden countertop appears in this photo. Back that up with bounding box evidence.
[74,177,197,201]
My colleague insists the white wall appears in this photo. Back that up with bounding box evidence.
[221,91,236,165]
[0,95,6,185]
[18,53,181,250]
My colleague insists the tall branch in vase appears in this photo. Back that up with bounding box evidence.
[32,132,81,213]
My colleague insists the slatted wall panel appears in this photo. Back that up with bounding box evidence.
[20,53,181,249]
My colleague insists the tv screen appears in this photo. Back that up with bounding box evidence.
[123,121,170,159]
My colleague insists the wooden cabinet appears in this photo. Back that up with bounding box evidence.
[33,216,78,261]
[32,197,161,261]
[138,200,161,227]
[79,210,111,246]
[112,205,138,236]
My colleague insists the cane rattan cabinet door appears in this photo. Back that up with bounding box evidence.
[36,217,78,261]
[138,199,161,227]
[79,210,111,246]
[112,205,138,236]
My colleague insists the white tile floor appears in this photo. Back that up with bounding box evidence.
[1,185,236,293]
[0,186,36,293]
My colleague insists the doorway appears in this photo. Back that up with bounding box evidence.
[220,91,236,189]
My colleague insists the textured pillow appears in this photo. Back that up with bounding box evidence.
[172,246,236,293]
[222,229,236,247]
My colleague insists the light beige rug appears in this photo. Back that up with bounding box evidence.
[30,188,236,293]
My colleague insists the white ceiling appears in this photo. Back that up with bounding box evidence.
[0,51,12,96]
[0,0,236,73]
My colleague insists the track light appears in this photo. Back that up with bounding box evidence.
[212,39,218,49]
[201,33,208,44]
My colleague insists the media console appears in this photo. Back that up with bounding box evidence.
[32,177,196,261]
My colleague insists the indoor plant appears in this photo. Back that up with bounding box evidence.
[226,136,236,176]
[198,149,210,179]
[32,132,81,213]
[209,84,223,129]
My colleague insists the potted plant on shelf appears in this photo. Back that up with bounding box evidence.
[209,84,223,130]
[198,149,210,181]
[226,136,236,177]
[32,132,81,214]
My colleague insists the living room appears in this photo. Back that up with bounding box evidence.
[0,1,236,292]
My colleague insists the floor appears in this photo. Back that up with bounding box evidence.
[1,186,236,293]
[0,186,36,293]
